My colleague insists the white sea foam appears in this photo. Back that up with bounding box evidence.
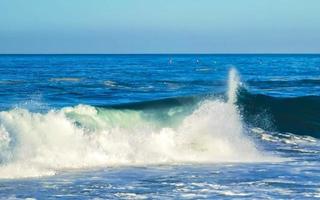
[0,69,277,179]
[49,77,81,82]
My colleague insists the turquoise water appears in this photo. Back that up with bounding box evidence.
[0,54,320,199]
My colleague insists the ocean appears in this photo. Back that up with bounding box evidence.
[0,54,319,199]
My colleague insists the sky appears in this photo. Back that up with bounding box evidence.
[0,0,319,54]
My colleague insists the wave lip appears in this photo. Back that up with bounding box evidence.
[237,89,320,138]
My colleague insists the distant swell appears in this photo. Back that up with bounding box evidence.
[247,78,320,87]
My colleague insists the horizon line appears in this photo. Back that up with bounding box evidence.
[0,53,320,55]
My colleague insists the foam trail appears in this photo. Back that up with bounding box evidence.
[0,69,277,179]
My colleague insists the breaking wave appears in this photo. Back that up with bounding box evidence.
[0,69,276,179]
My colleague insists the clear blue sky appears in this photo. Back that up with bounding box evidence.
[0,0,319,54]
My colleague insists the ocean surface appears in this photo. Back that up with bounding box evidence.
[0,54,320,199]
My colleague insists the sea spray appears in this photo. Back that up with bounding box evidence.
[0,69,276,179]
[227,68,240,104]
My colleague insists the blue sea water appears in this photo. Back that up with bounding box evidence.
[0,54,320,199]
